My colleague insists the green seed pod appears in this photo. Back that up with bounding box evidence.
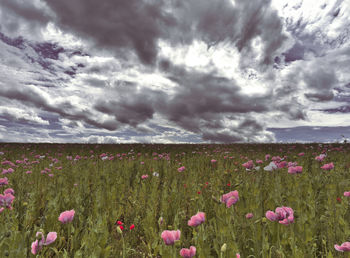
[175,240,181,247]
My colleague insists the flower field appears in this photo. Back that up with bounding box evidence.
[0,143,349,257]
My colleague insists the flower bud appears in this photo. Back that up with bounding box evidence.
[117,226,123,234]
[221,243,227,252]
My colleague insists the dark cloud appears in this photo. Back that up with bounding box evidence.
[157,67,275,142]
[94,83,165,128]
[95,96,157,128]
[31,42,64,60]
[320,106,350,113]
[169,0,287,68]
[202,131,242,143]
[2,0,287,69]
[282,41,305,62]
[304,92,334,102]
[0,0,50,24]
[93,64,278,142]
[279,102,307,120]
[41,0,174,65]
[332,8,340,18]
[0,0,51,38]
[0,32,25,49]
[303,65,337,102]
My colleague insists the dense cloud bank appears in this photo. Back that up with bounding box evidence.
[0,0,349,143]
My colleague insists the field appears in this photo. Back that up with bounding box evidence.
[0,143,349,257]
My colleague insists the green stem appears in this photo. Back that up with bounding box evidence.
[277,224,280,250]
[67,225,71,252]
[290,225,296,257]
[172,245,177,258]
[122,234,126,258]
[262,223,267,258]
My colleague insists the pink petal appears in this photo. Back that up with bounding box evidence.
[44,232,57,245]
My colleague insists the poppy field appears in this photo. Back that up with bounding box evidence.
[0,143,350,257]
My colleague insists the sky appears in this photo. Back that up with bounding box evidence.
[0,0,349,144]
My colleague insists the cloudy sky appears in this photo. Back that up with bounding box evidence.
[0,0,349,143]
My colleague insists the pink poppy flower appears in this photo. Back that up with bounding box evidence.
[265,154,271,160]
[315,154,326,162]
[236,254,241,258]
[58,209,75,224]
[188,212,205,227]
[141,174,149,179]
[288,166,303,174]
[180,246,196,257]
[266,207,294,225]
[265,211,278,221]
[178,166,186,172]
[0,177,9,186]
[277,161,287,168]
[3,188,14,195]
[0,193,15,209]
[220,190,239,208]
[321,162,334,170]
[31,232,57,255]
[161,230,181,245]
[2,168,14,174]
[344,192,350,197]
[272,156,282,162]
[287,162,298,167]
[246,213,253,219]
[242,160,254,170]
[334,242,350,252]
